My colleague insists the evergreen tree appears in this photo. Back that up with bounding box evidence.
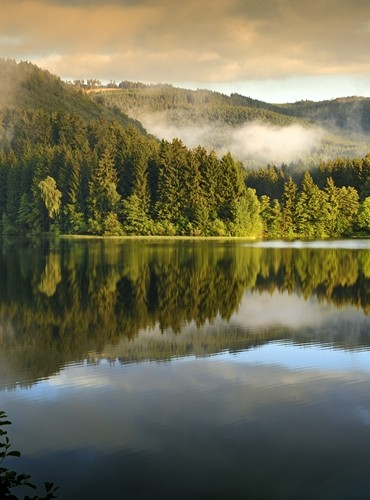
[282,177,297,238]
[155,139,185,226]
[88,148,121,233]
[324,177,340,237]
[122,194,153,235]
[217,153,246,223]
[229,188,262,237]
[358,197,370,233]
[336,186,359,236]
[295,171,328,238]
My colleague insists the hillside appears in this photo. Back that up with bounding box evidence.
[91,84,370,166]
[0,59,145,132]
[90,85,299,127]
[276,97,370,132]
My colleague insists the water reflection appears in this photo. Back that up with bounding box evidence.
[2,239,370,499]
[2,349,370,500]
[1,239,370,389]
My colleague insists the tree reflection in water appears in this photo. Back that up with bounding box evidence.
[1,238,370,388]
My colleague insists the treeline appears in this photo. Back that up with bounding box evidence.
[0,107,261,237]
[246,157,370,239]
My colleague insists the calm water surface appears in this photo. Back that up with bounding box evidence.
[1,239,370,499]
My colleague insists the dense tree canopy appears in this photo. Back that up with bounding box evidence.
[246,158,370,239]
[1,104,370,239]
[0,108,262,237]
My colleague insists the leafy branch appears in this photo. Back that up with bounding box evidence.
[0,411,58,500]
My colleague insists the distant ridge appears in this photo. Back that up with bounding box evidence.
[88,81,370,165]
[90,80,370,133]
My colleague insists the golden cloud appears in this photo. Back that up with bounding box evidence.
[0,0,370,83]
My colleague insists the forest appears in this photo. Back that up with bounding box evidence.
[0,107,261,237]
[1,104,370,238]
[1,59,370,239]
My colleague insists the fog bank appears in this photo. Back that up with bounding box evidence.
[141,113,324,166]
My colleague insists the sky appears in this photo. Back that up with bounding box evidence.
[1,0,370,103]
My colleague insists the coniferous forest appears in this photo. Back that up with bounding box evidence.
[1,59,370,239]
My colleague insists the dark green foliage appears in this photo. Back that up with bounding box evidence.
[1,96,370,239]
[94,85,299,129]
[0,411,58,499]
[0,104,263,237]
[295,171,327,238]
[282,177,298,237]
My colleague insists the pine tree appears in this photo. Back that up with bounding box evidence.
[295,171,328,238]
[282,177,297,238]
[88,148,121,233]
[155,139,184,226]
[324,177,340,237]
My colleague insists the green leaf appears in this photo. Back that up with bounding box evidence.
[7,451,21,458]
[24,481,36,489]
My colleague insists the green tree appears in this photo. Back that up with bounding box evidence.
[217,153,246,223]
[122,194,153,235]
[282,177,297,238]
[336,186,359,236]
[229,188,262,237]
[88,148,121,233]
[38,176,62,219]
[358,197,370,233]
[324,177,340,237]
[295,171,327,238]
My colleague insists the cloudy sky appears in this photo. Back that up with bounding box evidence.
[1,0,370,102]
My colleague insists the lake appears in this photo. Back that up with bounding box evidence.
[1,238,370,499]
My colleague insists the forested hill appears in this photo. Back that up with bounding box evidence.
[91,83,370,165]
[277,97,370,133]
[91,82,370,133]
[0,59,145,131]
[90,84,302,128]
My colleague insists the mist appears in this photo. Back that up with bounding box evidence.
[140,112,324,166]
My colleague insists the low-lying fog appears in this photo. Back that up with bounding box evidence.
[140,113,322,164]
[139,112,368,166]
